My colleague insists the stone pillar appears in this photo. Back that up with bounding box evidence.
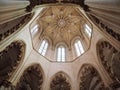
[84,0,120,32]
[85,0,120,10]
[79,0,120,42]
[0,0,30,24]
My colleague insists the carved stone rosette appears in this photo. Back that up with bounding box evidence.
[16,64,43,90]
[0,40,25,82]
[50,72,71,90]
[79,64,107,90]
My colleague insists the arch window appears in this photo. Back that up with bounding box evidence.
[38,40,48,56]
[57,45,65,62]
[84,24,92,38]
[31,24,39,37]
[74,40,84,56]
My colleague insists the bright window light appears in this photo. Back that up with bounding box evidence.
[84,24,92,38]
[31,25,39,37]
[38,40,48,56]
[57,45,65,62]
[74,40,84,56]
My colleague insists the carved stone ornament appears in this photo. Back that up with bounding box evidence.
[0,80,15,90]
[89,15,120,42]
[0,40,25,81]
[16,64,43,90]
[26,0,81,12]
[0,14,32,42]
[97,41,120,89]
[79,64,107,90]
[50,72,71,90]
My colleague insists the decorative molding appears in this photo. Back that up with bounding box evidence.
[26,0,89,12]
[0,40,25,81]
[79,64,107,90]
[0,13,32,42]
[97,41,120,89]
[88,15,120,42]
[16,64,43,90]
[50,72,71,90]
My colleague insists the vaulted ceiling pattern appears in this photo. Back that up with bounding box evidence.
[39,6,84,48]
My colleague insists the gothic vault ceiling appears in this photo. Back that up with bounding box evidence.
[39,6,84,48]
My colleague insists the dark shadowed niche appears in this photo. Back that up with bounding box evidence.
[16,64,44,90]
[0,40,25,82]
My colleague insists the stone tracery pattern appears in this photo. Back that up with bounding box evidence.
[0,13,32,42]
[0,40,25,82]
[79,64,107,90]
[97,41,120,89]
[16,64,43,90]
[50,72,71,90]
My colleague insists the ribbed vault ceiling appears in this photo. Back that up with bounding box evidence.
[39,6,84,48]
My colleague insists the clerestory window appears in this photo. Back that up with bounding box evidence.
[84,24,92,38]
[31,24,39,37]
[38,40,48,56]
[74,40,84,56]
[57,45,65,62]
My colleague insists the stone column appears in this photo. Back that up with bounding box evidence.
[0,0,30,24]
[79,0,120,42]
[85,0,120,11]
[84,0,120,32]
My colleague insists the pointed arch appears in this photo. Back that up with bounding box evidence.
[0,40,25,82]
[97,40,120,89]
[79,64,107,90]
[16,64,44,90]
[50,71,71,90]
